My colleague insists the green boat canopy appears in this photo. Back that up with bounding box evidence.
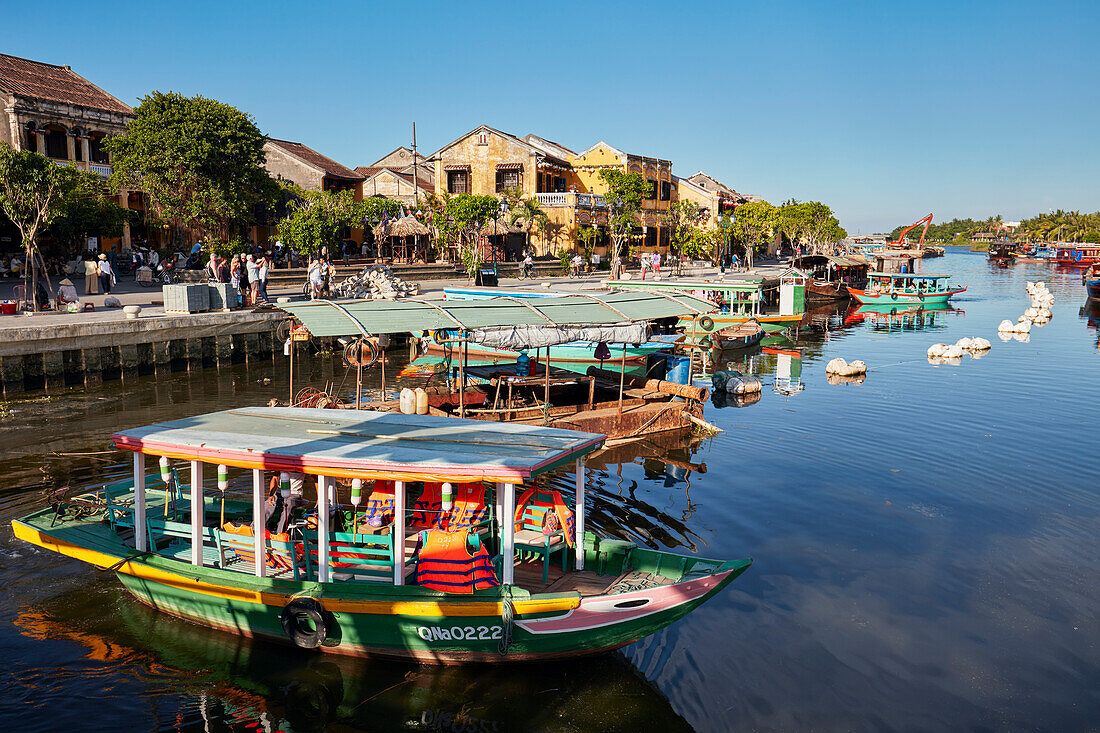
[112,407,605,483]
[868,273,951,279]
[278,291,713,338]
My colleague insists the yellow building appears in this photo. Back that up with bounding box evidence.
[428,125,676,258]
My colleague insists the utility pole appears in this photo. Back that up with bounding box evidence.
[411,122,418,207]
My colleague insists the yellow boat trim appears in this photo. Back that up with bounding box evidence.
[12,521,579,618]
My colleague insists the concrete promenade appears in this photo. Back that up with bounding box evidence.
[0,260,788,393]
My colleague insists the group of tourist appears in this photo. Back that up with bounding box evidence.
[206,251,271,306]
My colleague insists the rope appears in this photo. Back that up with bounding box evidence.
[498,585,514,656]
[95,550,154,572]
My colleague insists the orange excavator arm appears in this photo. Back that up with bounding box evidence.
[890,214,933,248]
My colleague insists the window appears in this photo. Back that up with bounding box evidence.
[447,170,468,194]
[660,181,672,201]
[496,169,521,193]
[90,135,109,164]
[554,176,567,193]
[45,129,68,159]
[646,179,657,200]
[477,133,488,145]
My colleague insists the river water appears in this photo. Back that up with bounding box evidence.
[1,251,1097,731]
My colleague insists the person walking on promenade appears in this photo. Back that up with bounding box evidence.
[96,253,113,294]
[652,251,661,277]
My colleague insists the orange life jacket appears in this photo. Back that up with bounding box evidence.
[409,483,444,529]
[415,528,498,593]
[220,522,295,572]
[444,483,488,532]
[362,480,396,525]
[513,488,575,547]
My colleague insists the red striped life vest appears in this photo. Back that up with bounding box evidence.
[362,480,396,525]
[514,488,575,547]
[444,483,488,531]
[409,483,444,530]
[415,529,498,593]
[221,522,296,572]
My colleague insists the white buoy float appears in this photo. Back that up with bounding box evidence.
[825,358,867,377]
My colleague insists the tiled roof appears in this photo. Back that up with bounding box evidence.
[358,166,432,191]
[267,138,364,181]
[0,53,133,115]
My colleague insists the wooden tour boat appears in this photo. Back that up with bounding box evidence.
[987,242,1018,261]
[606,278,804,337]
[12,408,751,664]
[791,254,869,301]
[280,291,715,443]
[847,273,966,305]
[1084,264,1100,300]
[1054,246,1100,268]
[712,320,765,350]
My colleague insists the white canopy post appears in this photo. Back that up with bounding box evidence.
[317,475,331,583]
[133,453,146,552]
[252,469,266,578]
[502,482,516,586]
[575,458,585,571]
[393,480,406,585]
[494,482,505,543]
[190,460,203,567]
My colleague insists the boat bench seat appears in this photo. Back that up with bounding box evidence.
[514,493,572,584]
[305,530,416,583]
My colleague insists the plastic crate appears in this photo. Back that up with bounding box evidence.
[207,283,237,311]
[163,284,210,313]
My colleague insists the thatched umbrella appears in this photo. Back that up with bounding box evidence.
[479,217,523,237]
[374,216,430,262]
[479,217,524,263]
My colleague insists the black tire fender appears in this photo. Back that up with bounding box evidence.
[698,315,715,331]
[281,597,328,649]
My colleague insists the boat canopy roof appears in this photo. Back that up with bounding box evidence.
[279,291,712,338]
[607,279,762,294]
[112,407,605,483]
[793,254,868,268]
[869,272,950,279]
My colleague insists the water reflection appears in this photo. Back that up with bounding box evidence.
[12,587,693,733]
[842,302,962,331]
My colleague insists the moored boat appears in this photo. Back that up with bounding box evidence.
[1054,246,1100,268]
[987,242,1018,262]
[791,255,869,301]
[1084,264,1100,299]
[712,320,765,350]
[12,408,751,664]
[847,273,966,305]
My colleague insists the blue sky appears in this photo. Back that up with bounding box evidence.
[3,0,1097,233]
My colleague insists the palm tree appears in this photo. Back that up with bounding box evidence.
[509,197,549,255]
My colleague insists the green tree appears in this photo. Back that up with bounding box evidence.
[46,177,134,251]
[661,200,708,271]
[508,197,549,255]
[0,142,92,310]
[276,186,359,258]
[776,199,810,252]
[598,169,648,266]
[106,91,276,245]
[443,194,500,277]
[728,200,779,270]
[574,224,599,261]
[801,201,846,252]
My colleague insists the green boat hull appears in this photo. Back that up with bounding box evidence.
[13,510,750,664]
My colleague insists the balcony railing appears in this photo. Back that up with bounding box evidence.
[536,192,606,208]
[49,159,113,178]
